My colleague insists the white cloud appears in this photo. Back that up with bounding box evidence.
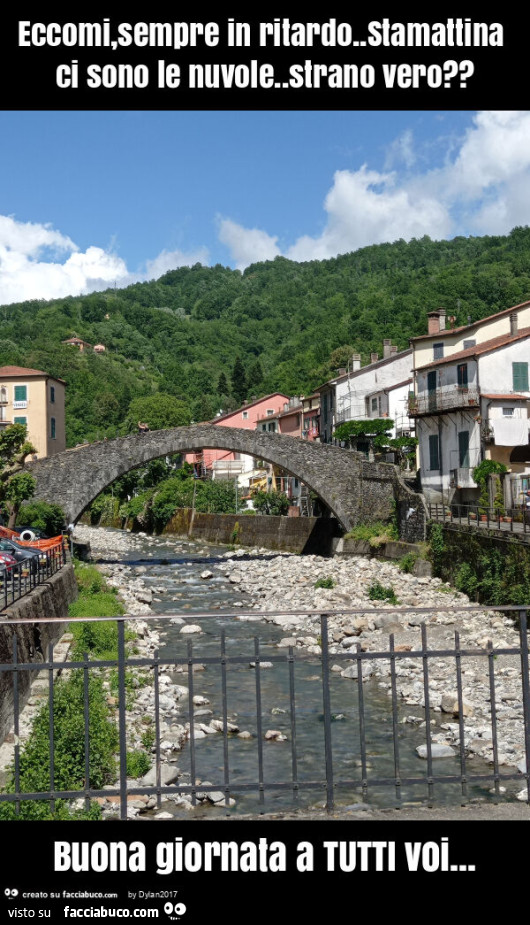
[219,110,530,268]
[217,217,280,270]
[287,166,451,261]
[0,215,210,305]
[144,247,210,279]
[384,128,416,170]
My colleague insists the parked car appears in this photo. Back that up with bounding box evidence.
[0,539,41,572]
[0,551,17,580]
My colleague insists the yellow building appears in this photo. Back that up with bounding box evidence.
[0,366,66,458]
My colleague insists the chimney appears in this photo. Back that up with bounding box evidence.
[337,367,347,376]
[510,313,518,335]
[351,354,361,372]
[390,345,397,355]
[370,353,379,364]
[427,308,446,335]
[383,339,392,358]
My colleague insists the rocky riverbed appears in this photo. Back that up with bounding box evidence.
[72,524,529,817]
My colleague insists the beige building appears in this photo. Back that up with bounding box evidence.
[0,366,66,458]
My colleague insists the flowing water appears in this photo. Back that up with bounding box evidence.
[110,532,517,815]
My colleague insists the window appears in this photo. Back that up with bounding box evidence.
[0,386,6,402]
[242,411,248,420]
[463,339,476,350]
[266,409,274,416]
[13,385,27,408]
[427,370,437,391]
[457,363,468,387]
[513,362,529,392]
[51,417,56,439]
[433,343,444,360]
[428,434,440,470]
[50,386,55,404]
[14,416,27,425]
[458,430,470,467]
[502,407,514,417]
[371,397,378,411]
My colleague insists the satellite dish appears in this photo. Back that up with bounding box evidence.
[19,530,36,542]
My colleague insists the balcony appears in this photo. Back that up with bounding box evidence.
[409,386,480,416]
[211,459,246,478]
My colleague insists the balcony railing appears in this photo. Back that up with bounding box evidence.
[409,386,480,415]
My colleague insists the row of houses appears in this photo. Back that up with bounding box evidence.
[194,299,530,512]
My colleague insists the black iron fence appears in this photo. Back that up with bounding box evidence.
[1,544,67,611]
[429,502,530,534]
[0,606,529,818]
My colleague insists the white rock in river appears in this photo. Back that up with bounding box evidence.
[140,764,180,787]
[416,743,456,759]
[180,624,203,634]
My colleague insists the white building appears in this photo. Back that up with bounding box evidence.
[411,305,530,504]
[318,342,414,444]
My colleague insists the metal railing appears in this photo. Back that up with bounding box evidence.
[409,386,480,415]
[429,503,530,534]
[0,605,528,818]
[0,544,67,611]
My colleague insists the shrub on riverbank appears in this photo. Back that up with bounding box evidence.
[0,562,145,820]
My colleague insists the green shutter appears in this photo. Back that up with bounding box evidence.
[458,430,470,467]
[513,362,529,391]
[14,385,27,402]
[429,434,440,470]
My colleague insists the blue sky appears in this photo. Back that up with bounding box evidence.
[1,110,529,303]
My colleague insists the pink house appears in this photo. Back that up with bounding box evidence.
[186,393,290,477]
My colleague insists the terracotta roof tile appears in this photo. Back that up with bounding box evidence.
[410,298,530,342]
[0,366,66,383]
[416,327,530,370]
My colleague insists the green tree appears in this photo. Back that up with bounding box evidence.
[0,423,37,528]
[124,393,192,432]
[217,372,229,395]
[252,489,290,515]
[231,356,247,405]
[247,359,264,395]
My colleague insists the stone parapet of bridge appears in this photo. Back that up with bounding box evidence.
[28,424,426,537]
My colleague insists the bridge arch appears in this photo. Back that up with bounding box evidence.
[29,424,401,532]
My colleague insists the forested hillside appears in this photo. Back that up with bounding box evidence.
[2,226,530,446]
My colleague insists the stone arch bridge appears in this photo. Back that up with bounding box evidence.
[29,424,424,536]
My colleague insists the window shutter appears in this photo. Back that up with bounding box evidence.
[513,362,529,392]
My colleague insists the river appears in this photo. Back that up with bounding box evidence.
[82,526,526,817]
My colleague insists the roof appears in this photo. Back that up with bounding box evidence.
[416,327,530,371]
[481,394,529,401]
[211,392,290,424]
[365,378,413,397]
[0,366,66,384]
[410,298,530,342]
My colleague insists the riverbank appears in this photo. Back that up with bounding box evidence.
[74,525,528,815]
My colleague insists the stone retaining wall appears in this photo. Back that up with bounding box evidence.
[0,564,77,742]
[162,508,343,554]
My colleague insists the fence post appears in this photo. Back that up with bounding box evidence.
[519,610,530,804]
[117,620,128,820]
[320,613,334,813]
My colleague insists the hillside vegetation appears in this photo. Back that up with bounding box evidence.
[2,227,530,445]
